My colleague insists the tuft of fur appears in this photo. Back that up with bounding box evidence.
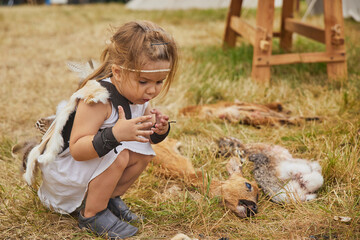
[12,139,39,172]
[217,137,324,203]
[35,116,56,135]
[170,233,198,240]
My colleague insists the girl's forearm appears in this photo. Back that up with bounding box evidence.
[69,135,99,161]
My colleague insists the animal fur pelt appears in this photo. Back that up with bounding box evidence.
[217,137,324,203]
[180,101,320,127]
[153,139,259,218]
[23,80,109,186]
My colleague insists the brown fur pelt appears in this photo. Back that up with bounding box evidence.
[217,137,324,203]
[153,139,259,218]
[180,101,320,127]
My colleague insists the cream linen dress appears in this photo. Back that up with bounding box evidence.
[38,78,155,214]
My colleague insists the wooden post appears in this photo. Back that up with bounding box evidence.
[223,0,243,49]
[251,0,275,84]
[280,0,296,51]
[323,0,348,81]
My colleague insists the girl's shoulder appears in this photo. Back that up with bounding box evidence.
[74,80,112,119]
[73,80,110,105]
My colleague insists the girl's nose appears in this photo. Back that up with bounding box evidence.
[146,85,156,94]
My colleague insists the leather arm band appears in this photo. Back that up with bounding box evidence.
[150,124,170,144]
[92,127,121,157]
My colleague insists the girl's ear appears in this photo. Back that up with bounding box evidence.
[111,64,122,80]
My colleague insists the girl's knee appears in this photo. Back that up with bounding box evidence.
[113,150,130,170]
[143,155,153,164]
[137,155,153,168]
[129,152,153,166]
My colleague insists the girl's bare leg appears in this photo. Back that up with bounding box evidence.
[111,152,153,197]
[84,150,130,218]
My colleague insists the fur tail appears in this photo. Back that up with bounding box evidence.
[23,145,42,186]
[12,140,38,173]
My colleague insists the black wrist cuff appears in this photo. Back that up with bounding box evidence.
[92,127,121,157]
[150,124,170,144]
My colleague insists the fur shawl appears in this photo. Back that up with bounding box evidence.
[24,80,109,186]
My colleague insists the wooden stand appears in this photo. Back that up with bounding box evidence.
[223,0,348,84]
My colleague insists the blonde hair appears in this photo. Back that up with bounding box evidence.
[79,20,178,96]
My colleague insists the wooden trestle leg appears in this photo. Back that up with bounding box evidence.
[323,0,348,81]
[223,0,243,49]
[251,0,275,84]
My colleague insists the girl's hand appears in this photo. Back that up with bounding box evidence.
[112,106,154,143]
[150,108,169,135]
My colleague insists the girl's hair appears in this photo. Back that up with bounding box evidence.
[79,20,178,95]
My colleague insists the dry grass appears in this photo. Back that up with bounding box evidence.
[1,3,359,240]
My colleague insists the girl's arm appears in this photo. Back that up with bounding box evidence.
[69,100,111,161]
[70,101,155,161]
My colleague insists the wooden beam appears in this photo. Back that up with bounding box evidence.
[285,19,325,43]
[223,0,243,49]
[273,31,280,37]
[251,0,274,84]
[254,51,346,66]
[280,0,296,51]
[323,0,348,81]
[230,16,256,46]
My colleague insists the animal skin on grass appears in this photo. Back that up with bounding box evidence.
[152,138,259,218]
[180,101,320,127]
[217,137,324,203]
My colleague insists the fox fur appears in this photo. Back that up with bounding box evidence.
[180,101,320,127]
[217,137,324,203]
[152,139,259,218]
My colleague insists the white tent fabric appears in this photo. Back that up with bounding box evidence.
[305,0,360,22]
[126,0,359,22]
[342,0,360,22]
[126,0,283,11]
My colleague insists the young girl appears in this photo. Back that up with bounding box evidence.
[24,20,178,239]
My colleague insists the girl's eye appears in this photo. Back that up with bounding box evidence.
[156,80,164,85]
[139,80,147,84]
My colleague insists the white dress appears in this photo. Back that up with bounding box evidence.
[38,79,155,214]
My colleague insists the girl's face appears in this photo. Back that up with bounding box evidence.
[112,60,170,104]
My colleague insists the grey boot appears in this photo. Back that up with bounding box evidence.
[108,197,144,222]
[78,208,138,239]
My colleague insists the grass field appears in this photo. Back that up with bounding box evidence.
[0,2,359,239]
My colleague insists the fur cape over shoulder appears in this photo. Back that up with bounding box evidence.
[24,80,110,186]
